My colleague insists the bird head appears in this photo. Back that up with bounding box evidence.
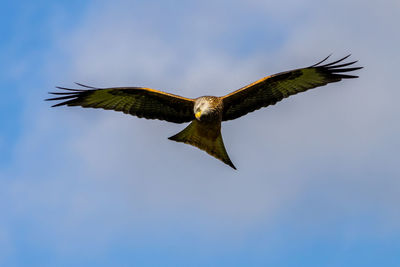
[194,97,212,121]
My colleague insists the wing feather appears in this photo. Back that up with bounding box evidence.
[221,55,362,121]
[46,85,195,123]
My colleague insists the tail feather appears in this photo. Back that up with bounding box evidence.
[168,120,236,169]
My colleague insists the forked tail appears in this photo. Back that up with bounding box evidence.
[168,120,236,169]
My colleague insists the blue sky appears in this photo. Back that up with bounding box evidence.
[1,0,400,266]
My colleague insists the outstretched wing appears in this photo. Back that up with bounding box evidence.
[46,84,195,123]
[221,55,362,121]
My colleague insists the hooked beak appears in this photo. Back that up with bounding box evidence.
[195,111,201,120]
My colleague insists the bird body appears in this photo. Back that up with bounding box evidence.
[47,55,362,169]
[169,95,234,168]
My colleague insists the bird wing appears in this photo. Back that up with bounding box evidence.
[221,55,362,121]
[46,84,195,123]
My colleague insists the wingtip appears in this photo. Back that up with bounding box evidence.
[311,54,332,67]
[74,82,97,89]
[323,54,353,67]
[56,86,85,92]
[44,97,67,107]
[50,102,64,107]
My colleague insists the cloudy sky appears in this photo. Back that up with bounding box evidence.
[1,0,399,266]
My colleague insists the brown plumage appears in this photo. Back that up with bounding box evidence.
[46,55,362,169]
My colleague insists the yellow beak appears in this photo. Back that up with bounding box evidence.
[195,111,201,120]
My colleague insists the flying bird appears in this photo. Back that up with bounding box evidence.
[46,55,362,169]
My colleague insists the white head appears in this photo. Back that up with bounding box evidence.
[194,97,212,121]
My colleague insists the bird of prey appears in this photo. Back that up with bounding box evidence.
[46,55,361,169]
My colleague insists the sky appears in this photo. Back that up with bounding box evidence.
[1,0,400,266]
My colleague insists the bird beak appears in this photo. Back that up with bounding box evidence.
[195,111,201,120]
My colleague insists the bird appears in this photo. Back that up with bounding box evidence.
[46,55,362,169]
